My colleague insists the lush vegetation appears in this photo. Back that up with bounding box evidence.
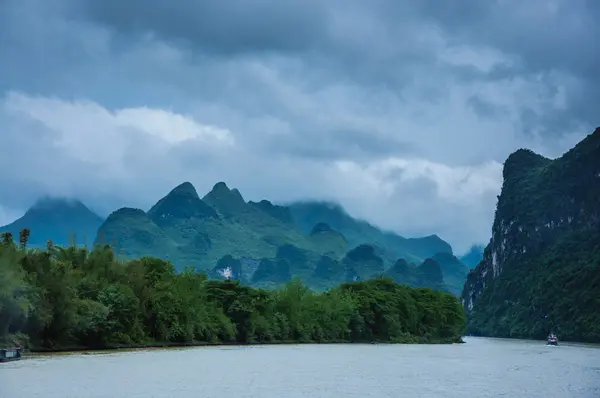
[463,127,600,343]
[467,228,600,342]
[0,230,466,350]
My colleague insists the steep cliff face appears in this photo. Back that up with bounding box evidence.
[461,128,600,342]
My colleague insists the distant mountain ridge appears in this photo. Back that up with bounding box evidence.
[1,181,467,292]
[93,182,456,270]
[459,245,484,268]
[0,197,103,247]
[430,252,470,295]
[287,201,452,263]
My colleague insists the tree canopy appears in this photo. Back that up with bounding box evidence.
[0,229,466,350]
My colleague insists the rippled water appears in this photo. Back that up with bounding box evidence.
[1,337,599,398]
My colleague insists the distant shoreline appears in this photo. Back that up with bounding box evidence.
[22,337,466,355]
[463,335,600,347]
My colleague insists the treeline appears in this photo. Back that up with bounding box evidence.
[0,229,466,350]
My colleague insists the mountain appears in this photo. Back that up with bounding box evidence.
[96,207,178,260]
[147,181,218,224]
[2,182,459,292]
[0,197,103,247]
[459,245,484,268]
[431,252,470,295]
[342,244,385,281]
[96,181,346,270]
[461,127,600,343]
[288,201,452,263]
[91,181,457,291]
[247,200,293,224]
[308,223,348,256]
[384,257,448,292]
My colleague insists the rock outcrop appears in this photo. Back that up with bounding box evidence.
[461,127,600,342]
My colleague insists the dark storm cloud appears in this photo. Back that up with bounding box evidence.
[70,0,329,55]
[70,0,599,135]
[418,0,600,133]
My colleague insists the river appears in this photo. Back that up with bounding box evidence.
[1,337,599,398]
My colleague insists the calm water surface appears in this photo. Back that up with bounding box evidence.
[1,337,599,398]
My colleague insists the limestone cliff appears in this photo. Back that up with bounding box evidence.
[461,127,600,342]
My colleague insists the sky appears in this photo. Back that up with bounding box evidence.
[0,0,598,253]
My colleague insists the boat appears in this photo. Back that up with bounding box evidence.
[0,347,23,362]
[547,333,558,346]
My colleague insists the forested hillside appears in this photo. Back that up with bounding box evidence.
[461,127,600,342]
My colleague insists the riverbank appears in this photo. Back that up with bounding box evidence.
[24,335,465,354]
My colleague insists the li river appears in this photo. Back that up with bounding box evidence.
[1,337,599,398]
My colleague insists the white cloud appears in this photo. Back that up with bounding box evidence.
[324,158,502,251]
[0,205,20,227]
[114,107,233,144]
[5,92,233,148]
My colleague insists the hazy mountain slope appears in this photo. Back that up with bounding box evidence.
[288,201,452,263]
[95,182,349,270]
[384,257,449,293]
[459,245,484,268]
[0,197,103,247]
[431,252,470,295]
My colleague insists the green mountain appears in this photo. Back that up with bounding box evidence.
[384,258,448,292]
[93,181,457,290]
[342,244,385,281]
[304,244,451,293]
[431,252,470,295]
[97,181,346,270]
[459,245,484,268]
[288,201,452,263]
[461,127,600,343]
[96,207,178,260]
[0,197,103,247]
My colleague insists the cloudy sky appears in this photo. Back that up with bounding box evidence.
[1,0,598,253]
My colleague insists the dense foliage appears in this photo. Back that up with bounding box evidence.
[467,228,600,342]
[463,128,600,343]
[0,230,466,350]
